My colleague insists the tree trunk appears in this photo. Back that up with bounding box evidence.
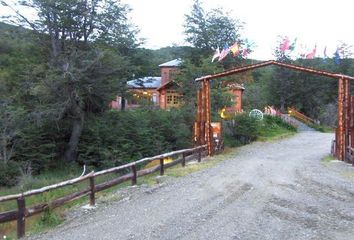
[121,97,126,111]
[64,113,84,162]
[280,96,285,113]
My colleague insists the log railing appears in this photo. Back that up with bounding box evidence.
[287,107,316,125]
[0,145,207,239]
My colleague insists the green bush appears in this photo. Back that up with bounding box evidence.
[262,115,297,131]
[224,114,296,147]
[0,161,21,187]
[78,108,193,168]
[223,113,261,146]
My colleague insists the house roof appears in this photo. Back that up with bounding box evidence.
[156,81,180,91]
[158,58,182,67]
[127,77,161,89]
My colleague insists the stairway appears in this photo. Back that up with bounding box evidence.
[283,114,315,132]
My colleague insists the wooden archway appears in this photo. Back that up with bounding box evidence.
[194,60,354,164]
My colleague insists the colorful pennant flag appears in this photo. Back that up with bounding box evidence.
[211,48,220,62]
[323,46,328,58]
[280,37,290,52]
[334,48,340,65]
[218,44,230,61]
[230,42,240,57]
[242,48,249,58]
[306,45,317,59]
[289,38,297,51]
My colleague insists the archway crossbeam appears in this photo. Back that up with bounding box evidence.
[194,60,354,165]
[195,60,354,81]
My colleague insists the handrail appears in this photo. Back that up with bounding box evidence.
[288,107,316,125]
[0,172,94,203]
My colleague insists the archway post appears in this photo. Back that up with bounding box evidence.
[204,79,213,156]
[337,77,351,161]
[344,78,351,162]
[337,77,345,160]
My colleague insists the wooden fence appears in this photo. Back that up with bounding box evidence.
[288,107,316,125]
[0,145,207,239]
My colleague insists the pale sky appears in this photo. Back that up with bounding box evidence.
[1,0,353,60]
[121,0,354,60]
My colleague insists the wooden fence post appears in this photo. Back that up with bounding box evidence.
[198,148,202,163]
[182,153,186,167]
[160,159,164,176]
[131,164,137,185]
[89,176,96,207]
[17,196,26,239]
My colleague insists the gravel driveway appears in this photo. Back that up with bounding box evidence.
[29,131,354,240]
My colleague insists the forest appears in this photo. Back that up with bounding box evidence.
[0,0,353,188]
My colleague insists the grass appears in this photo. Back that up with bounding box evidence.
[0,165,133,239]
[258,116,297,141]
[308,123,334,133]
[322,155,336,163]
[258,126,296,141]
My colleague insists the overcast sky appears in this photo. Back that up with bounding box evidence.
[121,0,354,60]
[1,0,353,60]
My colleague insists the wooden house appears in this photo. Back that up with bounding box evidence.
[110,76,161,110]
[156,59,183,109]
[225,82,245,113]
[110,58,244,112]
[110,59,183,110]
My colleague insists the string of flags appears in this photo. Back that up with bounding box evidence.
[212,37,347,65]
[211,41,250,62]
[278,37,345,64]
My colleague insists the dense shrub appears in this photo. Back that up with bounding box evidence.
[78,108,193,168]
[224,114,296,147]
[0,161,21,187]
[223,113,261,146]
[262,115,297,131]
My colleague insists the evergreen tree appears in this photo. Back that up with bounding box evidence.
[184,0,246,54]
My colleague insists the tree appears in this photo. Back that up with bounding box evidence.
[184,0,245,52]
[0,100,26,164]
[2,0,139,162]
[268,36,297,111]
[334,42,353,76]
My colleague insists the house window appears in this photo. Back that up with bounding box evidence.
[167,95,173,104]
[173,95,180,105]
[166,90,182,108]
[152,93,157,103]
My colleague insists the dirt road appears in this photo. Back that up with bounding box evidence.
[29,131,354,240]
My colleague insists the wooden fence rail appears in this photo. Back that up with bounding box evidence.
[0,145,207,239]
[288,107,316,125]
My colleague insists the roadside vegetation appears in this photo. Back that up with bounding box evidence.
[224,114,297,147]
[0,0,351,238]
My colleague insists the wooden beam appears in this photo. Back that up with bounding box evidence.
[195,60,354,82]
[0,172,94,203]
[337,77,345,160]
[0,209,17,223]
[344,78,350,162]
[204,80,213,156]
[17,197,25,239]
[89,176,96,206]
[200,83,206,145]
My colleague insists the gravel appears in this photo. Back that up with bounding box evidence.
[28,131,354,240]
